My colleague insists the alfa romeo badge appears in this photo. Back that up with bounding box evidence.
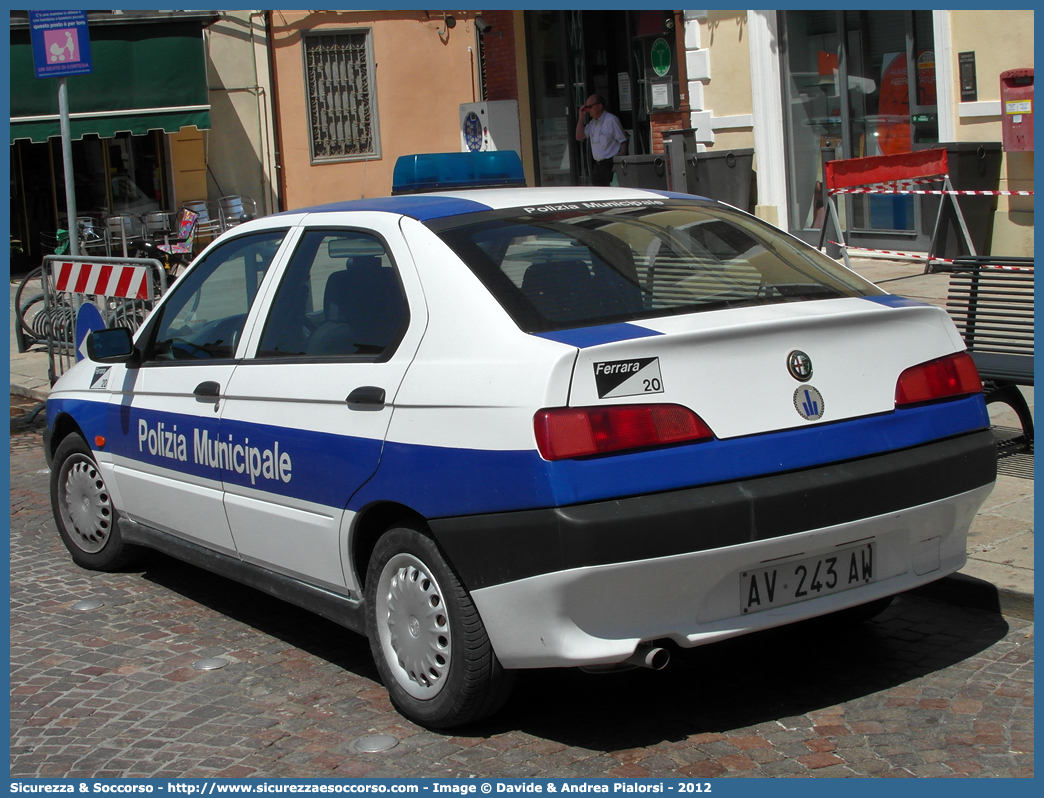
[787,350,813,382]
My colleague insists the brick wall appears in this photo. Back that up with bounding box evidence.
[480,11,518,101]
[649,112,688,154]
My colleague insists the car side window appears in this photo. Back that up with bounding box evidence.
[146,230,287,362]
[256,229,408,359]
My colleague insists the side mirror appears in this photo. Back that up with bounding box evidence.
[87,327,140,366]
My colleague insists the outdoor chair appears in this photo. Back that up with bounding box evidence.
[77,216,110,257]
[106,215,143,257]
[140,211,178,248]
[182,200,221,246]
[218,195,257,231]
[157,208,200,259]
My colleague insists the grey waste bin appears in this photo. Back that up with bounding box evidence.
[613,155,668,190]
[615,149,756,213]
[916,142,1002,257]
[684,148,755,212]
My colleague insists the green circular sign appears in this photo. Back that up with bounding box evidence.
[651,38,672,78]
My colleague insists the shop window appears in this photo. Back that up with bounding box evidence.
[782,10,935,237]
[303,29,380,162]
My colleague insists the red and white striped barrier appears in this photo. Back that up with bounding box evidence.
[830,188,1034,196]
[51,260,154,300]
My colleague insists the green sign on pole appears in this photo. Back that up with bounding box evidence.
[651,38,672,78]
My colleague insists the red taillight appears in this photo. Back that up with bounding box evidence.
[534,404,714,460]
[895,352,982,406]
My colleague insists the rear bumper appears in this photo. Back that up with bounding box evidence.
[427,430,997,668]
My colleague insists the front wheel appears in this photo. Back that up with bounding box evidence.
[50,434,138,571]
[365,524,514,728]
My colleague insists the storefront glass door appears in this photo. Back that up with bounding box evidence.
[526,11,576,186]
[782,11,937,243]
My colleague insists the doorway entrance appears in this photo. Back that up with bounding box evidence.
[525,10,650,187]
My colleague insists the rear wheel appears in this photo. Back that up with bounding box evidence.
[365,524,514,728]
[51,434,138,570]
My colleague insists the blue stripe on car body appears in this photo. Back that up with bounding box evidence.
[862,294,933,309]
[46,397,108,445]
[534,323,663,348]
[49,392,988,520]
[360,395,989,516]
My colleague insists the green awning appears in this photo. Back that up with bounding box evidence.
[10,19,211,144]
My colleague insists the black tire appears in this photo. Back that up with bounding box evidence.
[365,524,515,728]
[50,434,138,571]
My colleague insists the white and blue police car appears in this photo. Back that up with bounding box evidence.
[45,151,996,728]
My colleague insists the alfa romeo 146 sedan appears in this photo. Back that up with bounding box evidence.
[45,152,996,727]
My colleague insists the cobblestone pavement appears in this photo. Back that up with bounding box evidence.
[11,417,1034,779]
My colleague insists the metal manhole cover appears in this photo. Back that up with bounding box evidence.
[353,735,399,753]
[192,658,230,671]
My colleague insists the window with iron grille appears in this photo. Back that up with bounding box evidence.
[304,29,380,162]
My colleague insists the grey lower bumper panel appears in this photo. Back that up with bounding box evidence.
[430,430,997,591]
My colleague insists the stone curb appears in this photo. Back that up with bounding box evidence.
[11,382,50,403]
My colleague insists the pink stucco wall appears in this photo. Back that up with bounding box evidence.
[270,10,482,208]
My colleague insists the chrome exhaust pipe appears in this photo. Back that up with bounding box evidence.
[623,645,670,670]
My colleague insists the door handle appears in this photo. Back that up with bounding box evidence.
[346,386,386,410]
[193,381,221,398]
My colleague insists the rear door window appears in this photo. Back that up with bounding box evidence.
[256,229,409,359]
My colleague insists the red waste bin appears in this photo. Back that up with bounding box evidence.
[1000,68,1034,152]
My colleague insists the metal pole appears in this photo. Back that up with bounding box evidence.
[58,77,79,256]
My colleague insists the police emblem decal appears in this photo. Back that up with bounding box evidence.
[787,350,813,382]
[794,385,825,421]
[463,112,483,152]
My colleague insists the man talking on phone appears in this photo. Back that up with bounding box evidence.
[575,93,629,187]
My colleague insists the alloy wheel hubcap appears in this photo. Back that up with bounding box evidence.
[376,553,451,699]
[59,455,112,554]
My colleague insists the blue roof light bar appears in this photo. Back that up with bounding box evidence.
[392,151,526,195]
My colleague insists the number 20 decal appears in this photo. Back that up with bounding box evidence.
[594,357,664,399]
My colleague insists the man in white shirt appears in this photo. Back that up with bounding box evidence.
[575,93,628,186]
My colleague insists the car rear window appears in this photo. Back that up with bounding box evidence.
[429,200,884,333]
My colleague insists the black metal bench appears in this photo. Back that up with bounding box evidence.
[945,256,1034,448]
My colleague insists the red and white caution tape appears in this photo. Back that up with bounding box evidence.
[830,188,1034,196]
[955,263,1034,272]
[51,260,154,300]
[849,176,948,189]
[828,242,954,264]
[828,242,1034,271]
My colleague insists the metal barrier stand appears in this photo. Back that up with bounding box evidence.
[41,254,166,385]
